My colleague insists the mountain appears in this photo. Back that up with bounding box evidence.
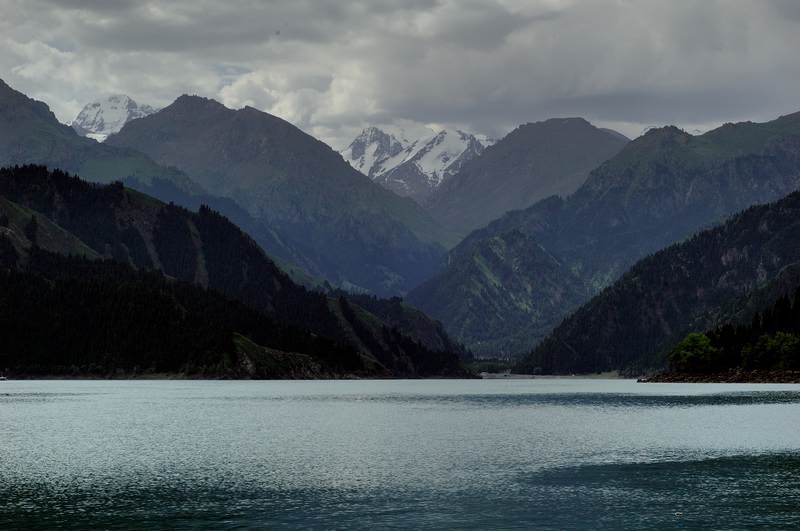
[71,95,156,142]
[341,127,409,177]
[0,246,362,378]
[0,165,467,377]
[425,118,629,237]
[107,96,449,295]
[0,78,198,195]
[408,113,800,357]
[342,127,490,202]
[0,79,326,281]
[408,230,590,356]
[0,79,316,275]
[518,189,800,375]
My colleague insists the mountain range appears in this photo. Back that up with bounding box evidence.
[7,76,800,377]
[71,95,156,142]
[520,188,800,374]
[341,126,491,202]
[409,113,800,357]
[0,79,197,194]
[0,165,466,377]
[425,118,629,237]
[0,79,449,296]
[0,81,301,282]
[106,95,449,295]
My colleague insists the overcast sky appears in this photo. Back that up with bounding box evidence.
[2,0,800,148]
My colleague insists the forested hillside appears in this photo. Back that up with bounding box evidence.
[519,191,800,374]
[0,165,466,378]
[0,246,360,377]
[411,113,800,356]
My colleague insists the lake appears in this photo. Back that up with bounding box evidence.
[1,379,800,529]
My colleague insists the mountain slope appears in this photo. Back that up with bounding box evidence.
[425,118,629,236]
[0,196,99,260]
[519,190,800,374]
[0,165,466,377]
[0,79,197,194]
[0,246,361,378]
[0,80,327,283]
[409,230,589,356]
[342,127,489,202]
[72,95,156,142]
[409,113,800,356]
[108,96,449,294]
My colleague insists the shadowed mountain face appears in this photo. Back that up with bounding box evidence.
[0,80,318,283]
[107,96,449,295]
[425,118,629,238]
[408,230,590,357]
[0,166,466,377]
[0,79,198,194]
[520,190,800,375]
[409,113,800,357]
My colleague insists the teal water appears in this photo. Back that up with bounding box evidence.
[2,379,800,529]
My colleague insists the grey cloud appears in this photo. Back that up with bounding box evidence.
[2,0,799,146]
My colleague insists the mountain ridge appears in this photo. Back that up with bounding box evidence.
[0,165,467,376]
[108,95,451,294]
[519,189,800,374]
[425,117,629,237]
[409,112,800,357]
[0,78,199,195]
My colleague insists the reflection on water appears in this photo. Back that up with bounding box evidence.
[1,379,799,529]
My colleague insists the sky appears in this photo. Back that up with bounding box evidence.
[2,0,800,149]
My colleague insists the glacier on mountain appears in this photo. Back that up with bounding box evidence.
[342,126,492,201]
[72,95,156,142]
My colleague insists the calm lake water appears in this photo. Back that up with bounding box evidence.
[2,379,800,529]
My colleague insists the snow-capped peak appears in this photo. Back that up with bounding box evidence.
[409,129,484,186]
[72,94,156,142]
[342,126,493,201]
[340,127,413,177]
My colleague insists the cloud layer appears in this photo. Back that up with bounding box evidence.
[3,0,799,147]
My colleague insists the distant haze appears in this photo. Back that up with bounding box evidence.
[2,0,799,148]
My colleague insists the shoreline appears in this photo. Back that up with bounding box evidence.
[641,369,800,384]
[479,371,623,379]
[0,373,478,381]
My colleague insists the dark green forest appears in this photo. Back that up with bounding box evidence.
[0,244,361,377]
[669,288,800,374]
[519,189,800,375]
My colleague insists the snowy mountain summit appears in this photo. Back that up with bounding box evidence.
[72,95,156,142]
[342,126,492,202]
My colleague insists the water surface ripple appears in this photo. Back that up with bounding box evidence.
[2,379,799,529]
